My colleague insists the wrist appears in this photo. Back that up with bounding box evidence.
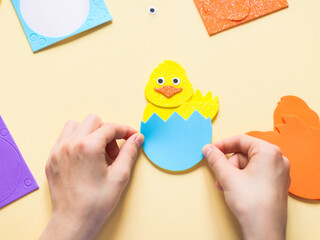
[237,205,286,240]
[40,210,105,240]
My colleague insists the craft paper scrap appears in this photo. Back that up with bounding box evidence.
[12,0,112,52]
[0,116,38,208]
[248,96,320,200]
[194,0,288,35]
[141,60,219,172]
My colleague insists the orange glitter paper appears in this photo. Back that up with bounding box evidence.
[194,0,288,35]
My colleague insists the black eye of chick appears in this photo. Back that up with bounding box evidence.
[172,78,180,85]
[157,78,164,85]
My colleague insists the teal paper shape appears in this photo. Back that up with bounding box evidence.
[11,0,112,52]
[141,111,212,172]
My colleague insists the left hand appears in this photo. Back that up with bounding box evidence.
[40,114,144,240]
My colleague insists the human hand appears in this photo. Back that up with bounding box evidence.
[40,115,144,240]
[203,135,290,240]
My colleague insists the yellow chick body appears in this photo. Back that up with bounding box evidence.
[143,61,219,122]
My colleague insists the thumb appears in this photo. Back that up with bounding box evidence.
[112,133,144,173]
[203,144,234,183]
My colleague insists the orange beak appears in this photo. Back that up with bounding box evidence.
[155,86,183,98]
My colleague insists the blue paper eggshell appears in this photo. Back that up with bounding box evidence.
[140,111,212,172]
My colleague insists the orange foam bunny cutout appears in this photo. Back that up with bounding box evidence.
[194,0,288,35]
[248,96,320,200]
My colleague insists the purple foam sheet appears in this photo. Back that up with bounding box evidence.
[0,116,38,208]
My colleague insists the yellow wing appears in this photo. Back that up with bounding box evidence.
[143,90,219,121]
[177,90,219,120]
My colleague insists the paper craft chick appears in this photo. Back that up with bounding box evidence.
[143,60,219,122]
[248,96,320,200]
[141,60,219,171]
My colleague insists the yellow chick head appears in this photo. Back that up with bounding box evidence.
[145,61,194,108]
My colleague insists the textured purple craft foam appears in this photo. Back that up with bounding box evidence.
[0,116,38,208]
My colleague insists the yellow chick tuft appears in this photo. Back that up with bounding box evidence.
[143,61,219,122]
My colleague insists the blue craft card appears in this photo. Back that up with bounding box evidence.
[11,0,112,52]
[141,111,212,172]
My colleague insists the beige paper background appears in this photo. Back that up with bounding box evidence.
[0,0,320,239]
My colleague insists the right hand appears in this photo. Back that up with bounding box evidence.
[202,135,290,240]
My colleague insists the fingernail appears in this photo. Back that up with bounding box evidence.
[202,144,213,157]
[135,134,145,146]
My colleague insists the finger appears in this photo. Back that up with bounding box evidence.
[58,120,79,140]
[106,139,120,161]
[203,144,235,182]
[88,123,137,147]
[283,156,291,190]
[283,156,290,170]
[73,114,103,137]
[111,133,144,172]
[216,180,223,191]
[214,134,265,156]
[228,153,249,170]
[227,154,240,168]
